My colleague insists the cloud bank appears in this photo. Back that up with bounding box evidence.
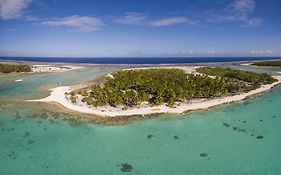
[115,13,195,27]
[114,12,146,25]
[0,0,33,20]
[208,0,263,27]
[42,15,104,32]
[150,17,195,27]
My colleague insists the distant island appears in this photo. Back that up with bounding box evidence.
[31,65,281,118]
[0,62,82,74]
[252,60,281,67]
[0,64,32,73]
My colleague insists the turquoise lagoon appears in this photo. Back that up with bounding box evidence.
[0,65,281,175]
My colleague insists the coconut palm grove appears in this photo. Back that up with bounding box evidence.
[67,67,276,108]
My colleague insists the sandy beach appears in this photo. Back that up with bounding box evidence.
[28,65,281,117]
[0,61,83,74]
[31,64,82,73]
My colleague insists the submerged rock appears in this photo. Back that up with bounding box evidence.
[237,128,247,133]
[243,101,251,105]
[28,140,34,144]
[23,132,30,137]
[120,163,133,172]
[7,151,17,159]
[7,128,15,132]
[200,153,208,157]
[223,123,230,127]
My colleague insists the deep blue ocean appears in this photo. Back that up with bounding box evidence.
[1,56,279,64]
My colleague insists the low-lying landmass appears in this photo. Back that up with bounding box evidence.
[31,64,82,73]
[251,60,281,67]
[0,62,82,74]
[0,63,32,73]
[29,66,281,118]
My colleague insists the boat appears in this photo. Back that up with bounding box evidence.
[15,79,23,82]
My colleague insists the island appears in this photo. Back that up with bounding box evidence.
[0,63,32,73]
[0,62,82,74]
[30,66,281,118]
[251,60,281,67]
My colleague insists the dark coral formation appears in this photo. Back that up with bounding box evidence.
[200,153,208,157]
[28,140,34,144]
[223,123,230,127]
[120,163,133,172]
[7,151,17,159]
[24,131,30,137]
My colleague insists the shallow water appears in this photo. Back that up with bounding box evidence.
[0,66,116,100]
[0,65,281,175]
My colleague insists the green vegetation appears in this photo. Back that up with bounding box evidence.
[252,60,281,67]
[67,67,276,108]
[69,91,77,103]
[196,67,276,85]
[0,64,32,73]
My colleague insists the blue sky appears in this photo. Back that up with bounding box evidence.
[0,0,281,57]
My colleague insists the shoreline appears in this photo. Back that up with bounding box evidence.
[0,61,84,74]
[27,66,281,118]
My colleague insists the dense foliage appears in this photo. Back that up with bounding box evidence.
[196,67,276,85]
[252,60,281,67]
[0,64,32,73]
[70,68,260,108]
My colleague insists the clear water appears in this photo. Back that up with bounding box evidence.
[0,66,116,100]
[1,65,281,175]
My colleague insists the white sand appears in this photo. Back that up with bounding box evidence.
[239,63,252,66]
[31,65,82,73]
[28,75,281,118]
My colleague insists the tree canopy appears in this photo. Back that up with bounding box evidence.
[196,67,276,85]
[252,60,281,67]
[0,64,32,73]
[68,67,275,108]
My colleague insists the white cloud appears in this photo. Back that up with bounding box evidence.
[114,12,146,25]
[250,49,274,55]
[114,13,195,27]
[243,17,263,27]
[150,17,195,27]
[42,15,104,32]
[5,28,15,31]
[234,0,255,19]
[207,0,263,27]
[0,0,33,20]
[25,15,38,21]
